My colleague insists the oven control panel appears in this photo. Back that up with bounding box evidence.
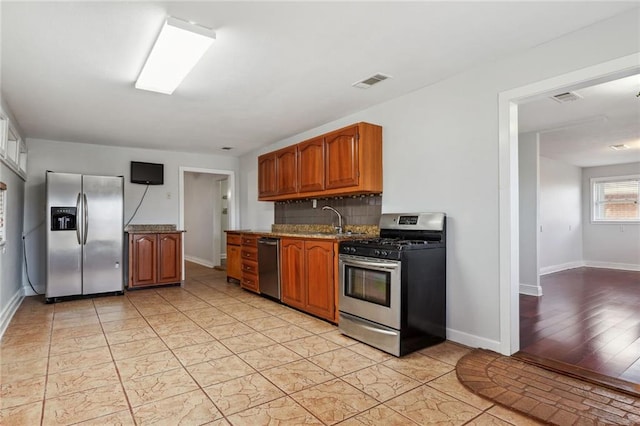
[339,244,401,260]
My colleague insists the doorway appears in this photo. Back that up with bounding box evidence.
[499,55,640,392]
[179,167,236,279]
[515,73,640,388]
[498,53,640,355]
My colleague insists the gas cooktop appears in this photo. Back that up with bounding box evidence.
[339,212,446,259]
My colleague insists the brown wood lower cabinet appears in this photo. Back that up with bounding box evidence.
[226,232,242,282]
[280,239,305,310]
[240,235,259,293]
[280,238,336,322]
[128,232,182,288]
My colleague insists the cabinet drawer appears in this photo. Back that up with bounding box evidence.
[227,234,242,245]
[241,248,258,261]
[242,235,258,246]
[241,260,258,275]
[241,273,259,292]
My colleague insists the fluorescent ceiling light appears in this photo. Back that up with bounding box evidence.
[136,17,215,95]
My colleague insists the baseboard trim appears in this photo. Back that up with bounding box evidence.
[519,283,543,296]
[446,327,501,353]
[540,260,640,275]
[540,261,585,276]
[584,261,640,272]
[0,287,24,340]
[184,255,215,268]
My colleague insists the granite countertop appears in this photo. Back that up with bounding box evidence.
[125,224,185,233]
[226,224,379,240]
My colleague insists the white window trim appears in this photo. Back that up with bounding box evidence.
[591,174,640,224]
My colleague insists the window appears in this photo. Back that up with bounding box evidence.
[0,181,6,245]
[592,175,640,222]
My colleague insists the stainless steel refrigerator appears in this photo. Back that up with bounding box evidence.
[46,171,124,302]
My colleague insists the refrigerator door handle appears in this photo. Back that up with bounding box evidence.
[75,192,82,245]
[83,193,89,245]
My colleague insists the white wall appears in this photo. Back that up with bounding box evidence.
[539,156,583,273]
[518,132,540,294]
[23,138,239,294]
[582,162,640,269]
[0,99,26,338]
[239,11,639,350]
[184,172,215,267]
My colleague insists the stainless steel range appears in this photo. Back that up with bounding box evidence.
[338,212,446,356]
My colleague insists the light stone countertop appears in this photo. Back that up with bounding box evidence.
[125,224,185,233]
[225,224,378,240]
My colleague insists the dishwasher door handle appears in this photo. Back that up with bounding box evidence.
[258,239,279,246]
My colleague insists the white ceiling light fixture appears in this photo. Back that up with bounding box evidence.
[609,144,630,150]
[135,17,216,95]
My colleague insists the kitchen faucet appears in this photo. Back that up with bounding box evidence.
[322,205,343,234]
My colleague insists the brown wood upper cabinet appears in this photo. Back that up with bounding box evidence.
[275,146,297,195]
[325,125,359,189]
[258,153,277,198]
[297,136,325,193]
[258,122,382,201]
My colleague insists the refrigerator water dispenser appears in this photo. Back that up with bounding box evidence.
[50,207,77,231]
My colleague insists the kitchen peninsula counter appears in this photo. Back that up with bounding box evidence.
[126,225,183,289]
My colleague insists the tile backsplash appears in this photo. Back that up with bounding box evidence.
[274,195,382,226]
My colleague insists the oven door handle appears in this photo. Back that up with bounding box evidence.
[342,259,399,270]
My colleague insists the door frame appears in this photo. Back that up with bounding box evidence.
[179,167,237,278]
[498,52,640,356]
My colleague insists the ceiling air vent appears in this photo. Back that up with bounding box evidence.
[352,73,392,89]
[550,91,583,103]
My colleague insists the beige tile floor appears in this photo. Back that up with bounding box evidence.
[0,263,542,425]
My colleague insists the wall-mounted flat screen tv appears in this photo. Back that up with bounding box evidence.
[130,161,164,185]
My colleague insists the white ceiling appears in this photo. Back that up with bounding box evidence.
[519,73,640,168]
[1,2,637,157]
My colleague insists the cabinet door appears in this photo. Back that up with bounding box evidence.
[157,233,182,284]
[276,146,298,195]
[226,244,242,281]
[130,234,157,287]
[280,239,306,310]
[258,153,277,198]
[304,240,335,320]
[325,125,359,189]
[298,136,325,193]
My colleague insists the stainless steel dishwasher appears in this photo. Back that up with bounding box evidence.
[257,237,280,300]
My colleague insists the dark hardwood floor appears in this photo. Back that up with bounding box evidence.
[519,267,640,385]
